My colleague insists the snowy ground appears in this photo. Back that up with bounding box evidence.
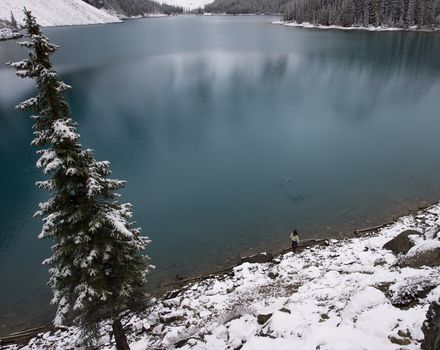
[0,27,22,41]
[3,203,440,349]
[0,0,120,27]
[273,20,434,32]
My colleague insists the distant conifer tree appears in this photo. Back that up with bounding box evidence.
[9,9,151,350]
[10,11,18,29]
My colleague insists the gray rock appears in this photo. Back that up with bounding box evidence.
[152,324,164,335]
[421,300,440,350]
[279,307,291,314]
[389,278,437,308]
[319,313,329,322]
[268,272,279,280]
[383,230,420,255]
[241,252,273,264]
[160,315,185,324]
[175,337,198,348]
[397,329,411,339]
[199,296,210,304]
[399,247,440,268]
[164,289,181,299]
[175,338,190,348]
[389,335,411,346]
[257,313,272,325]
[373,258,387,266]
[163,297,182,308]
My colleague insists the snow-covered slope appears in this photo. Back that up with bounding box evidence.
[0,0,120,27]
[4,203,440,349]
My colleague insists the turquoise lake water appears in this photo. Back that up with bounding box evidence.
[1,16,440,333]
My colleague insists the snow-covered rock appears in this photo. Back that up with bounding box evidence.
[421,300,440,350]
[0,0,120,27]
[382,229,420,255]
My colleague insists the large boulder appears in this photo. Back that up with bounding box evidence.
[421,300,440,350]
[383,230,420,255]
[399,247,440,268]
[388,278,437,308]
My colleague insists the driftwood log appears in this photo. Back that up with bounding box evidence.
[161,238,328,289]
[0,325,55,346]
[354,221,394,235]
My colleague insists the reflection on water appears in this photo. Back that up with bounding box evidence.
[1,16,440,333]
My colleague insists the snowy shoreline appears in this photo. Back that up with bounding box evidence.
[273,20,440,33]
[0,28,22,41]
[2,202,440,349]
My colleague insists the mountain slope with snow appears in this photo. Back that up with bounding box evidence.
[0,0,120,27]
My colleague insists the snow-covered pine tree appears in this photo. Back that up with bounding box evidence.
[9,9,151,350]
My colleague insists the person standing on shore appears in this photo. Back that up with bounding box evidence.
[290,229,300,254]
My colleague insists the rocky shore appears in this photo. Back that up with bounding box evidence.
[0,27,22,41]
[2,203,440,350]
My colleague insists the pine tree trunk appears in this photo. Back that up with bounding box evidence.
[112,318,130,350]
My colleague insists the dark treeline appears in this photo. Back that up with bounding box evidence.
[283,0,440,28]
[83,0,184,16]
[204,0,290,14]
